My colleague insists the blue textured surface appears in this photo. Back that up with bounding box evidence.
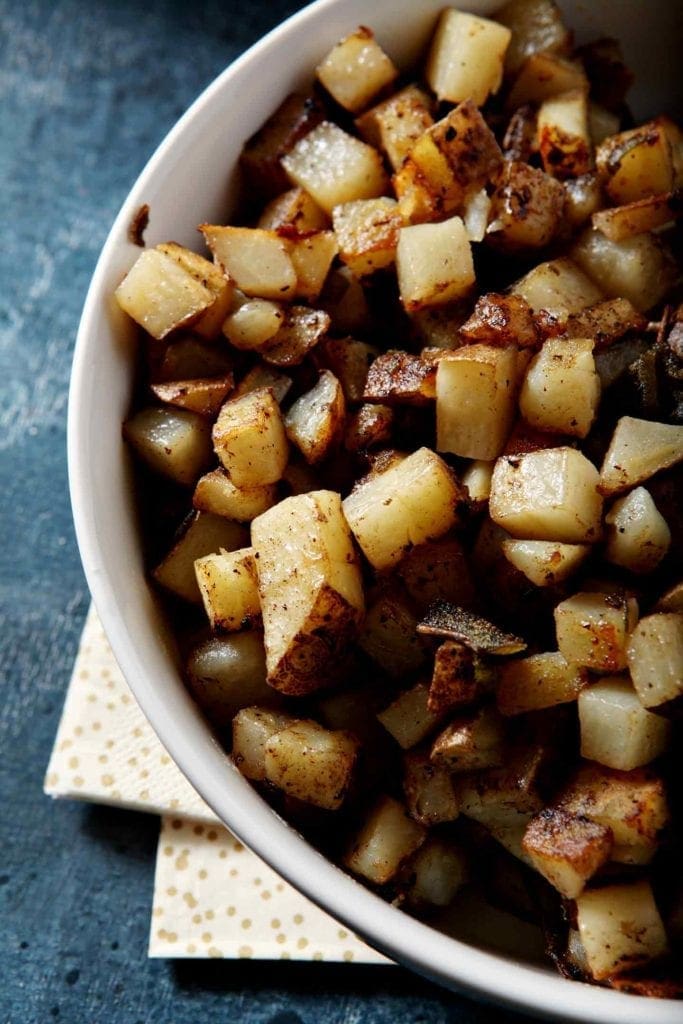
[0,2,533,1021]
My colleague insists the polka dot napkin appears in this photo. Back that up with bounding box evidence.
[44,605,388,963]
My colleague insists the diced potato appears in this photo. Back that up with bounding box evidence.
[627,613,683,710]
[576,881,668,981]
[605,487,671,573]
[572,228,676,312]
[360,592,426,678]
[507,52,587,109]
[428,641,479,714]
[155,334,234,383]
[596,121,675,204]
[519,336,600,438]
[251,491,364,695]
[257,187,329,233]
[194,547,261,633]
[460,292,538,348]
[592,192,680,243]
[496,0,570,75]
[232,707,296,780]
[462,188,491,242]
[261,306,331,368]
[588,103,620,147]
[537,89,592,179]
[396,537,477,612]
[238,91,325,199]
[345,403,394,452]
[355,84,434,171]
[115,248,214,340]
[511,257,603,318]
[187,633,272,727]
[598,416,683,495]
[455,745,546,829]
[501,538,590,587]
[264,719,359,810]
[223,299,285,351]
[565,297,646,348]
[403,749,460,826]
[342,447,462,570]
[555,592,638,672]
[363,351,436,406]
[462,460,494,505]
[319,337,379,404]
[345,795,426,885]
[523,810,612,899]
[489,448,603,543]
[231,364,292,405]
[426,9,511,106]
[194,468,276,522]
[285,369,345,465]
[200,225,297,300]
[497,650,587,716]
[286,231,338,301]
[487,162,564,251]
[332,197,403,276]
[563,172,604,229]
[212,388,288,488]
[150,376,233,418]
[123,407,213,486]
[430,704,506,773]
[436,345,524,460]
[377,681,442,749]
[153,512,248,604]
[403,839,468,907]
[316,26,397,113]
[396,217,475,311]
[578,677,671,770]
[156,241,234,339]
[282,121,388,215]
[392,158,441,226]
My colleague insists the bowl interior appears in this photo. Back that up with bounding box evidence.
[69,1,683,1020]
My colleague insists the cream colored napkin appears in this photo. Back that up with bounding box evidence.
[44,605,388,963]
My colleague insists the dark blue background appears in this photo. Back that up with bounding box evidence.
[0,2,531,1021]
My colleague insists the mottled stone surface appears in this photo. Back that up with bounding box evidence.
[0,2,532,1021]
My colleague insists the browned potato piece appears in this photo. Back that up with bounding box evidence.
[257,187,329,233]
[592,191,681,242]
[396,537,477,613]
[487,162,564,252]
[392,157,441,226]
[426,9,511,106]
[115,248,214,340]
[537,90,592,179]
[596,121,675,204]
[212,388,288,488]
[507,52,587,109]
[363,351,437,407]
[497,651,588,716]
[377,681,442,749]
[239,92,325,200]
[555,591,638,673]
[231,364,292,405]
[200,225,297,301]
[345,403,394,452]
[430,704,506,774]
[578,677,670,771]
[345,795,426,884]
[427,642,479,714]
[576,881,668,981]
[360,593,426,678]
[598,416,683,495]
[564,297,646,347]
[187,633,273,727]
[261,306,331,367]
[563,172,604,229]
[155,333,234,383]
[627,613,683,710]
[332,197,403,276]
[153,512,248,604]
[496,0,570,75]
[284,369,346,464]
[460,292,538,348]
[355,84,434,171]
[403,749,460,826]
[155,241,234,339]
[123,407,213,486]
[522,810,613,898]
[232,707,297,780]
[150,376,233,418]
[264,719,359,810]
[194,547,261,633]
[316,26,397,114]
[455,745,548,831]
[316,336,379,404]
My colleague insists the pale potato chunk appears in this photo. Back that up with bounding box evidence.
[222,298,285,351]
[537,89,592,179]
[430,705,506,773]
[257,187,329,233]
[511,257,602,317]
[489,448,603,543]
[501,538,590,587]
[344,795,426,884]
[592,192,680,243]
[200,225,297,300]
[232,707,296,781]
[156,241,234,339]
[436,345,523,461]
[284,370,346,464]
[264,719,359,810]
[486,161,564,251]
[150,377,233,418]
[578,677,670,770]
[342,447,461,570]
[115,248,213,340]
[523,810,612,898]
[193,470,275,522]
[497,651,587,716]
[426,9,511,106]
[154,512,248,604]
[396,217,474,311]
[571,229,676,312]
[251,490,364,695]
[355,84,434,171]
[598,416,683,496]
[377,682,441,750]
[316,27,397,113]
[360,593,426,678]
[229,364,292,405]
[403,750,460,826]
[605,487,671,573]
[282,122,388,215]
[627,613,683,710]
[455,747,546,829]
[123,407,213,486]
[596,121,675,204]
[195,547,261,633]
[212,388,288,488]
[187,633,272,727]
[520,337,600,438]
[462,460,494,505]
[332,197,403,276]
[507,52,587,109]
[287,231,338,300]
[576,881,668,981]
[555,592,638,673]
[404,839,468,907]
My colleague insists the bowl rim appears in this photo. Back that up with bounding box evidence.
[68,1,682,1020]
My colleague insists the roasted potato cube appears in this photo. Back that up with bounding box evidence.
[489,447,603,543]
[396,216,474,311]
[520,336,600,438]
[195,547,261,633]
[284,369,346,464]
[264,719,359,810]
[155,333,234,383]
[522,810,612,899]
[426,9,511,106]
[392,157,441,226]
[251,490,364,695]
[360,593,426,679]
[403,839,468,908]
[461,460,494,506]
[496,0,570,75]
[343,447,462,571]
[150,376,233,418]
[487,162,565,252]
[187,633,273,727]
[345,403,394,452]
[537,89,592,179]
[155,241,234,339]
[363,351,437,407]
[497,651,588,716]
[355,84,434,171]
[345,795,426,885]
[564,297,646,348]
[436,344,524,460]
[501,538,590,587]
[286,231,338,301]
[261,306,330,368]
[571,228,676,312]
[115,248,214,340]
[153,512,248,604]
[596,121,675,204]
[555,592,638,672]
[576,881,668,981]
[563,172,604,229]
[316,26,397,113]
[511,257,603,318]
[332,197,403,276]
[428,642,479,715]
[222,298,285,352]
[403,750,460,826]
[462,188,491,242]
[239,92,325,200]
[123,407,213,486]
[318,337,379,404]
[232,707,296,780]
[507,52,587,109]
[592,192,680,243]
[396,537,477,612]
[212,388,288,487]
[578,676,670,771]
[598,416,683,495]
[282,122,388,215]
[460,292,538,348]
[377,681,442,749]
[430,705,506,773]
[627,613,683,710]
[605,487,671,574]
[200,225,297,301]
[455,746,547,830]
[231,364,292,405]
[257,187,329,233]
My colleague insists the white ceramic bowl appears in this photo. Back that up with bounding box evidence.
[69,1,682,1019]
